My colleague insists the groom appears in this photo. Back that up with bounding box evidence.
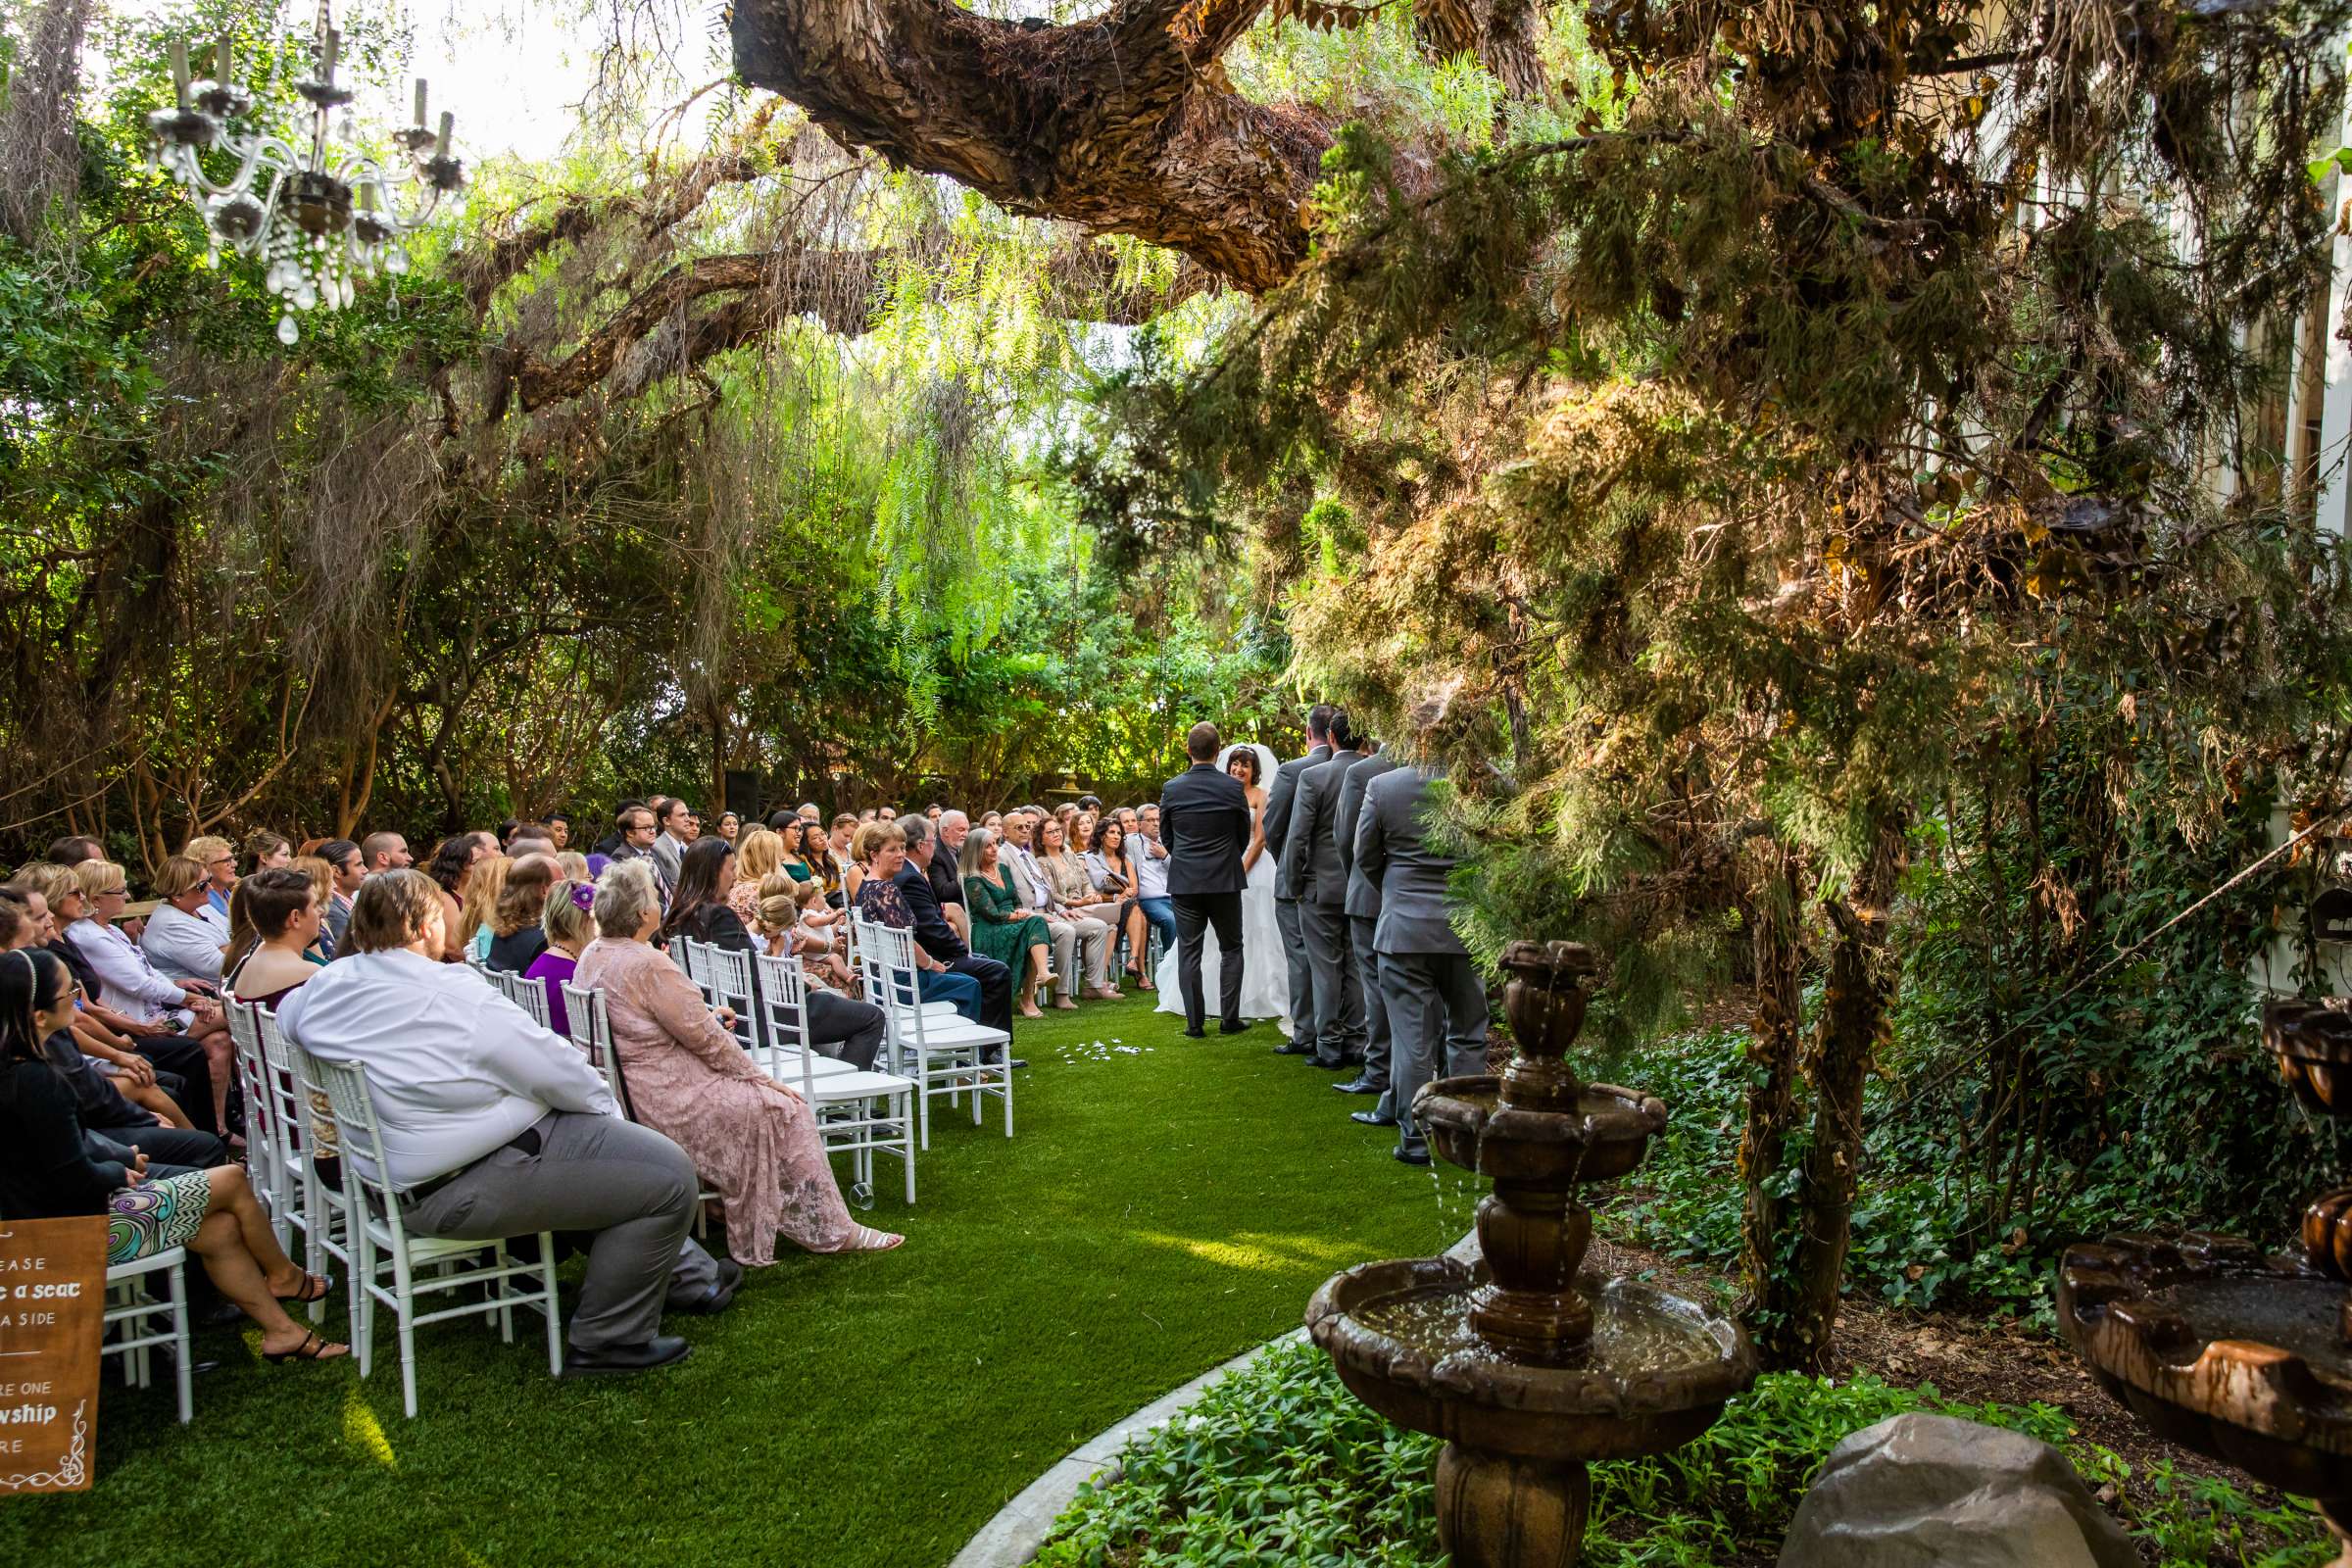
[1160,720,1254,1037]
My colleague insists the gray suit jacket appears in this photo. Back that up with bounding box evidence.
[1264,744,1331,901]
[1356,764,1463,956]
[1335,751,1398,919]
[650,832,686,887]
[1280,747,1363,906]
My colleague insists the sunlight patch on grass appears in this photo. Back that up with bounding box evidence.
[341,1385,398,1471]
[1130,1230,1361,1273]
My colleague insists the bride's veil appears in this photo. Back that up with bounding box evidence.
[1215,742,1281,791]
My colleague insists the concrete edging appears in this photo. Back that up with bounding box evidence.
[945,1328,1312,1568]
[947,1233,1482,1568]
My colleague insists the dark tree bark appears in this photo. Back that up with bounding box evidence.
[729,0,1553,292]
[730,0,1329,292]
[1782,823,1906,1373]
[1735,847,1808,1366]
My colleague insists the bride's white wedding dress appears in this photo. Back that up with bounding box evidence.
[1155,743,1292,1030]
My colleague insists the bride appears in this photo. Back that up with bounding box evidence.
[1155,741,1292,1032]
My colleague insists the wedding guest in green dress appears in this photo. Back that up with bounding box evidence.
[776,818,818,884]
[958,827,1054,1020]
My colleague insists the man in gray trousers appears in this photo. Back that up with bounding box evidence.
[1330,740,1398,1115]
[1262,703,1335,1056]
[1354,757,1491,1166]
[1280,711,1367,1070]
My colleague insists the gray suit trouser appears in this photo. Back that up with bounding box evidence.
[1299,898,1363,1066]
[1380,951,1491,1158]
[1275,897,1315,1040]
[1352,914,1394,1104]
[406,1110,706,1351]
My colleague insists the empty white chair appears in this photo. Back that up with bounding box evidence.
[304,1047,563,1419]
[257,1005,351,1324]
[854,918,1012,1149]
[103,1249,192,1424]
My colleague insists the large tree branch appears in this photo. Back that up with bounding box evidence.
[496,238,1213,418]
[731,0,1329,291]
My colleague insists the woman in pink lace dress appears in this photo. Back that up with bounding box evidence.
[573,859,902,1265]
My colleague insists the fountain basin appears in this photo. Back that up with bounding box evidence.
[1418,1078,1668,1186]
[1305,1255,1757,1464]
[2058,1231,2352,1504]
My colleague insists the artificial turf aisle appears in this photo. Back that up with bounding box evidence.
[2,993,1461,1568]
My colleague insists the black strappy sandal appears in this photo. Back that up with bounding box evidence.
[274,1272,331,1303]
[262,1330,350,1364]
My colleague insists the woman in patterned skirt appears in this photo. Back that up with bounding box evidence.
[0,947,348,1363]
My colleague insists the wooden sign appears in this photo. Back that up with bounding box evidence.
[0,1216,107,1494]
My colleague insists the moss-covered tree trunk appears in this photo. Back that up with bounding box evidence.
[1737,847,1809,1365]
[1782,825,1905,1372]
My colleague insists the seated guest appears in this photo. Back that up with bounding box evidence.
[46,834,103,865]
[8,872,208,1128]
[1038,816,1122,1001]
[558,850,592,882]
[546,813,573,854]
[576,860,902,1262]
[875,816,1017,1048]
[360,831,412,873]
[184,833,238,938]
[317,839,364,954]
[3,947,344,1361]
[1087,818,1152,992]
[525,880,596,1037]
[822,813,861,906]
[457,854,513,965]
[2,890,203,1139]
[797,803,822,825]
[289,856,338,961]
[714,811,740,847]
[729,828,785,926]
[66,860,233,1132]
[142,854,226,986]
[486,855,561,974]
[663,842,887,1068]
[283,869,733,1372]
[1130,803,1181,975]
[424,834,488,962]
[980,810,1003,830]
[222,869,326,1010]
[784,878,854,993]
[851,820,990,1025]
[775,819,818,884]
[928,810,972,942]
[242,830,293,877]
[959,827,1054,1019]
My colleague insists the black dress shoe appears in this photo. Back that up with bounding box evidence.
[1272,1043,1312,1055]
[1218,1021,1250,1036]
[1350,1110,1397,1127]
[1333,1077,1380,1095]
[680,1261,743,1316]
[1393,1147,1432,1167]
[1306,1057,1349,1071]
[1183,1027,1208,1040]
[564,1336,693,1376]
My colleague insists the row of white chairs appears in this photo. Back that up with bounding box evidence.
[227,998,562,1419]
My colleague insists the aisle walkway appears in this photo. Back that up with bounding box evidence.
[6,995,1458,1568]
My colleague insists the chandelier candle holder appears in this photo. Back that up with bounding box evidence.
[148,2,466,345]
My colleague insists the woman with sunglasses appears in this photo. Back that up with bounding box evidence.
[65,860,234,1133]
[0,946,347,1362]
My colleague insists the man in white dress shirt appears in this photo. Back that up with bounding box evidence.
[279,870,731,1375]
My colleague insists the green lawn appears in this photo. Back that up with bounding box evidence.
[3,995,1459,1567]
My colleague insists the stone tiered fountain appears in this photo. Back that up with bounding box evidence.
[1305,940,1757,1568]
[2058,998,2352,1564]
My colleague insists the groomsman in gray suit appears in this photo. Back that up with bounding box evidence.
[1354,757,1490,1165]
[1330,742,1398,1116]
[1262,703,1335,1055]
[1280,711,1368,1070]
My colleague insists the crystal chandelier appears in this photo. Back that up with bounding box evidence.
[147,3,466,345]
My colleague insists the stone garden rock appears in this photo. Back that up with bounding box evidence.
[1777,1412,2137,1568]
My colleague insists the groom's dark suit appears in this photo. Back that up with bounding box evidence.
[1159,760,1253,1032]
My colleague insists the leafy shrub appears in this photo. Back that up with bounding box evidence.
[1037,1340,2331,1566]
